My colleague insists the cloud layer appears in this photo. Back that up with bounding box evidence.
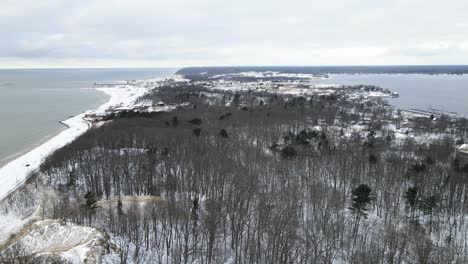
[1,0,468,68]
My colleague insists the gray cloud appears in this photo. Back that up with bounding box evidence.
[1,0,468,68]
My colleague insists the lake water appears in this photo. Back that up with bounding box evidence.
[0,68,176,166]
[318,74,468,116]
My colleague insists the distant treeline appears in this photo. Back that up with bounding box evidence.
[177,65,468,77]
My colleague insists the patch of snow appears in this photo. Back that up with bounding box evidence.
[208,71,325,80]
[366,91,389,97]
[459,144,468,153]
[12,220,112,263]
[0,209,35,244]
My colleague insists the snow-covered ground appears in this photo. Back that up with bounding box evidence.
[203,79,396,99]
[460,144,468,153]
[209,71,327,79]
[9,219,112,263]
[0,84,152,202]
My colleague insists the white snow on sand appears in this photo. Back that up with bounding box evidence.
[0,85,150,201]
[12,219,111,263]
[460,144,468,153]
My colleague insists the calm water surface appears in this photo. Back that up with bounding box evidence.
[0,68,175,166]
[319,74,468,116]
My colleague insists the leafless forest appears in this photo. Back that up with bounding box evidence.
[2,80,468,263]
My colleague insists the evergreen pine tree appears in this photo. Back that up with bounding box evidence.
[404,186,418,221]
[351,184,373,218]
[84,191,97,210]
[350,184,373,239]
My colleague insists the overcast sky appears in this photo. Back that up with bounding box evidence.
[1,0,468,68]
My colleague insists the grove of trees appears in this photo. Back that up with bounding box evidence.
[2,81,468,264]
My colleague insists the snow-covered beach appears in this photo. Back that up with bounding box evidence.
[0,84,150,201]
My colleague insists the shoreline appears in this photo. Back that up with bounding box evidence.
[0,83,150,201]
[0,126,68,169]
[0,89,110,169]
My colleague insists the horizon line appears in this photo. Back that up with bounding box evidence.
[2,64,468,70]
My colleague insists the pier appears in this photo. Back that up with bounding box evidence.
[403,107,459,118]
[93,81,128,87]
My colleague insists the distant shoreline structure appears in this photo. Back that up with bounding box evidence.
[177,65,468,76]
[402,107,460,118]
